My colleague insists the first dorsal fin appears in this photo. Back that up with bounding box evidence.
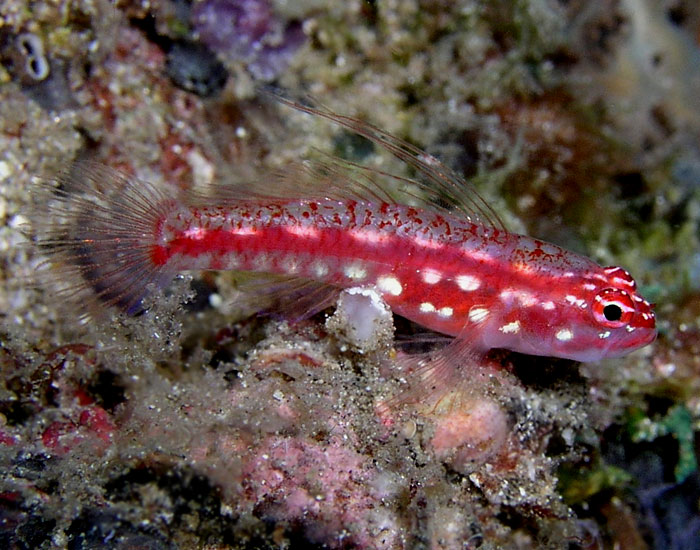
[264,90,507,231]
[196,153,397,206]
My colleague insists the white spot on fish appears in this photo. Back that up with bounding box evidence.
[456,274,480,291]
[468,306,489,324]
[500,288,537,307]
[583,283,597,290]
[513,262,535,274]
[555,328,574,342]
[281,256,300,274]
[222,255,240,269]
[184,227,206,240]
[437,306,453,318]
[344,263,368,280]
[598,331,611,339]
[285,225,320,238]
[565,295,587,308]
[626,325,636,333]
[468,249,494,263]
[422,269,442,285]
[499,320,521,334]
[254,253,270,270]
[420,302,436,313]
[231,226,257,236]
[413,236,444,250]
[377,275,403,296]
[349,229,385,245]
[541,301,555,310]
[313,261,329,278]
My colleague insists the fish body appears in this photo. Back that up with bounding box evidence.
[150,197,655,362]
[34,96,656,368]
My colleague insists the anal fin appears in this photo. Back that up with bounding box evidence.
[381,331,502,416]
[232,272,339,322]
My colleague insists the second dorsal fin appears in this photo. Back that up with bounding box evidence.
[265,90,507,231]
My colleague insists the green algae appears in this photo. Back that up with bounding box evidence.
[627,404,698,483]
[559,461,633,505]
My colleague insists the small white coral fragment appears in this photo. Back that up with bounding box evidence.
[326,286,394,353]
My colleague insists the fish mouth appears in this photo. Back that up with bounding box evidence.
[640,328,658,347]
[599,327,657,359]
[622,327,657,355]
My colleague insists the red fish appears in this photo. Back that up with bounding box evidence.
[33,96,656,373]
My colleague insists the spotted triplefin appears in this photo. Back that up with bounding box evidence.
[32,94,656,380]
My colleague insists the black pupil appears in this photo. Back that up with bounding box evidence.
[603,303,623,322]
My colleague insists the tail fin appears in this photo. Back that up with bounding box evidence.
[31,162,179,316]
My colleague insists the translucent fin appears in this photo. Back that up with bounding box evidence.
[29,161,180,316]
[394,331,453,355]
[265,90,507,231]
[273,154,397,204]
[383,331,499,414]
[233,273,339,321]
[192,152,396,207]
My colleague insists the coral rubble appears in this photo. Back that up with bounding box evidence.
[1,0,699,548]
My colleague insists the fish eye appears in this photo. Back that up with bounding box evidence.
[593,288,635,328]
[603,303,622,322]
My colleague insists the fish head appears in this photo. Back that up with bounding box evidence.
[545,266,656,361]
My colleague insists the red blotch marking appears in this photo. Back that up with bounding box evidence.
[0,430,17,446]
[41,420,75,453]
[42,405,114,454]
[78,406,115,444]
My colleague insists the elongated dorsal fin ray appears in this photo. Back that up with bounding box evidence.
[190,152,398,207]
[266,91,507,231]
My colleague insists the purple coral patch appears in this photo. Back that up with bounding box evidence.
[192,0,272,58]
[248,22,306,81]
[191,0,304,80]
